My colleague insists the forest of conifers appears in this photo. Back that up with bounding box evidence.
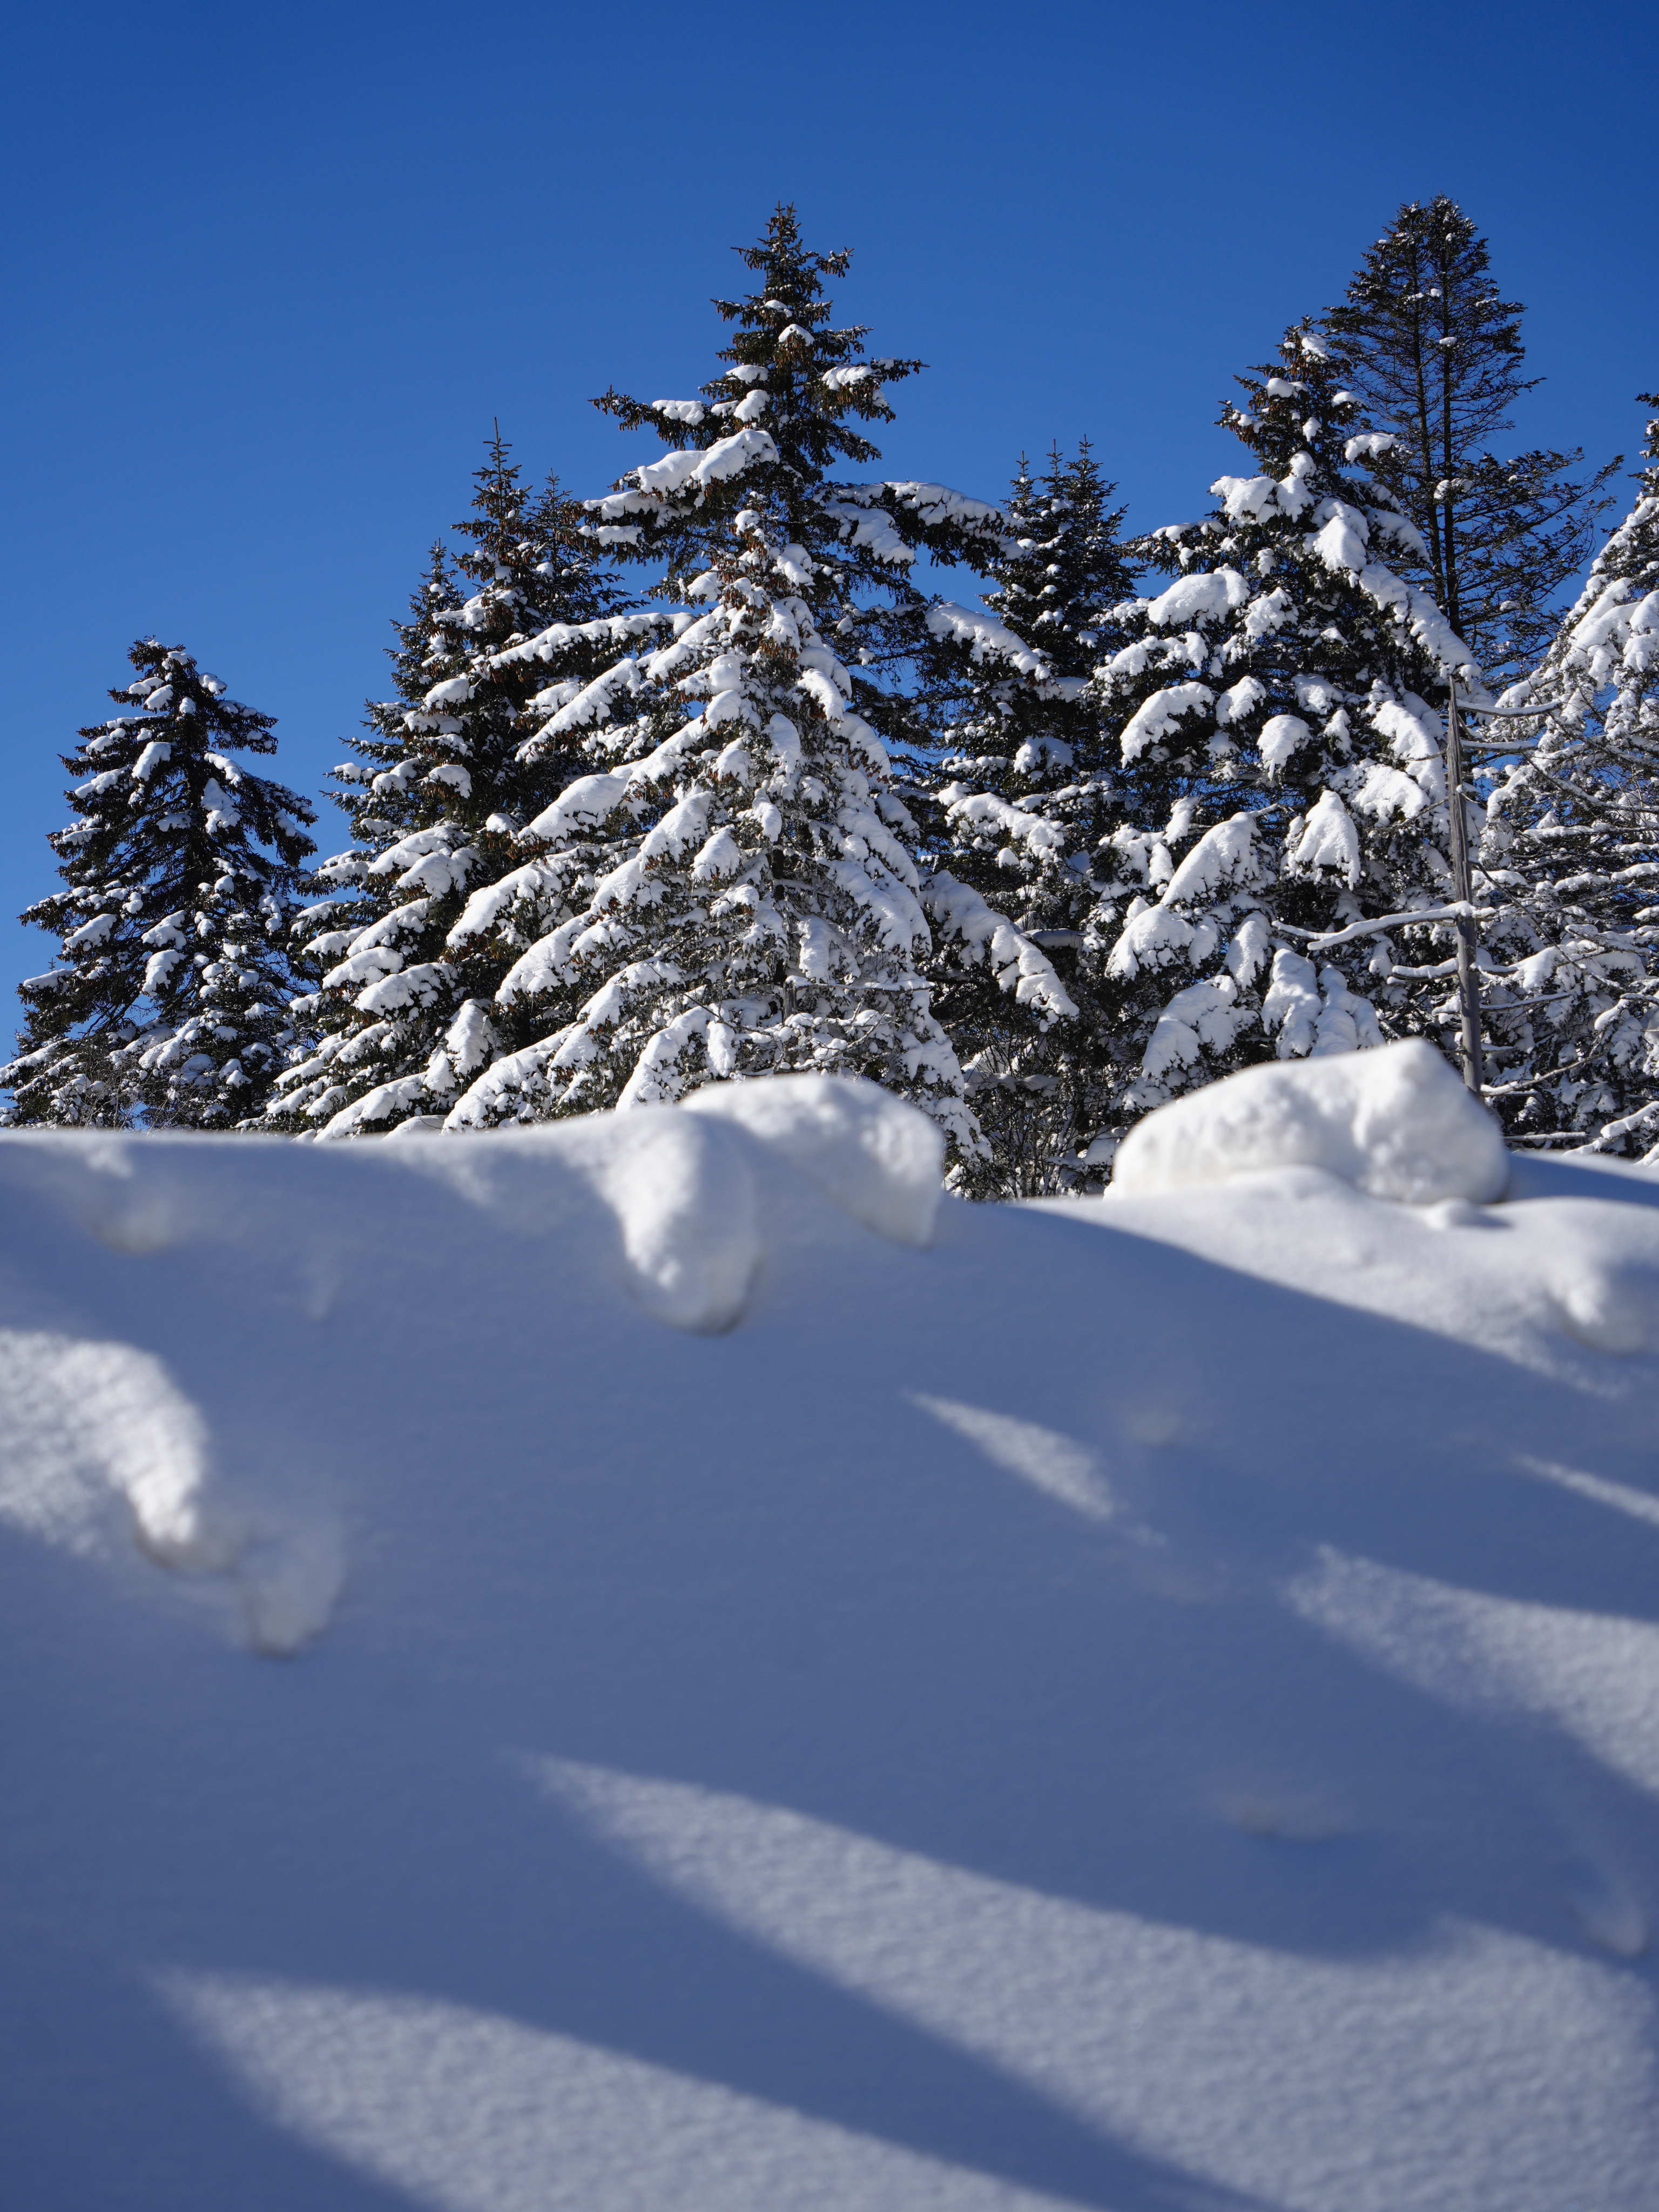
[7,197,1655,1193]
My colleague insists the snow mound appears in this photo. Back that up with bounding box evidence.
[683,1074,943,1247]
[466,1111,764,1336]
[589,1113,760,1331]
[1112,1037,1508,1205]
[0,1084,943,1656]
[415,1077,940,1332]
[0,1327,341,1655]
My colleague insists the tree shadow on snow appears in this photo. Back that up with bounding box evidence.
[5,1150,1659,2209]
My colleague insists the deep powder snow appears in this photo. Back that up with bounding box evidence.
[3,1060,1659,2210]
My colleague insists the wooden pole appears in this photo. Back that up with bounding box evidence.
[1445,675,1484,1096]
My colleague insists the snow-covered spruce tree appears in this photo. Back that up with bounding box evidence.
[443,206,1006,1164]
[1477,395,1659,1153]
[1326,197,1619,684]
[910,444,1139,1193]
[272,437,657,1135]
[1077,327,1480,1159]
[2,640,314,1127]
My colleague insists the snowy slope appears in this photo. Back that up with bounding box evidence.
[4,1059,1659,2212]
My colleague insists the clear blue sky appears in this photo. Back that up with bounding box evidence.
[3,0,1651,1012]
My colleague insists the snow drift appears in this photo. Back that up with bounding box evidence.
[4,1064,1659,2211]
[1112,1035,1509,1204]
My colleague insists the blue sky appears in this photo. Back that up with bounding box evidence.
[2,0,1651,1011]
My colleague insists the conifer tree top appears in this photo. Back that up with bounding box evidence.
[989,443,1131,676]
[1500,390,1659,731]
[1324,197,1620,677]
[587,204,1003,592]
[1137,322,1475,683]
[1328,198,1529,456]
[595,204,920,487]
[269,430,647,1138]
[5,639,314,1125]
[428,210,990,1157]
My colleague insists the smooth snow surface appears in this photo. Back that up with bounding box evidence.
[1112,1036,1509,1204]
[4,1064,1659,2211]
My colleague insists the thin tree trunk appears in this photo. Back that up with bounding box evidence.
[1445,678,1483,1095]
[1439,280,1462,640]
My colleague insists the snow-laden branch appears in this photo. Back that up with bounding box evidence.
[1280,903,1478,952]
[489,613,667,672]
[587,430,780,528]
[922,873,1078,1025]
[925,603,1051,679]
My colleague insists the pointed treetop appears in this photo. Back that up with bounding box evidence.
[985,440,1132,676]
[1331,197,1529,443]
[594,203,923,484]
[1324,198,1621,676]
[452,427,537,588]
[1220,323,1364,478]
[3,638,314,1127]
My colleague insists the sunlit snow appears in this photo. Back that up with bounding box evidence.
[4,1058,1659,2209]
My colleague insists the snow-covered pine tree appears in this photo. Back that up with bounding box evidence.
[272,436,658,1135]
[443,206,1006,1164]
[1080,326,1481,1160]
[913,444,1137,1193]
[1477,394,1659,1154]
[1326,197,1619,684]
[2,640,315,1127]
